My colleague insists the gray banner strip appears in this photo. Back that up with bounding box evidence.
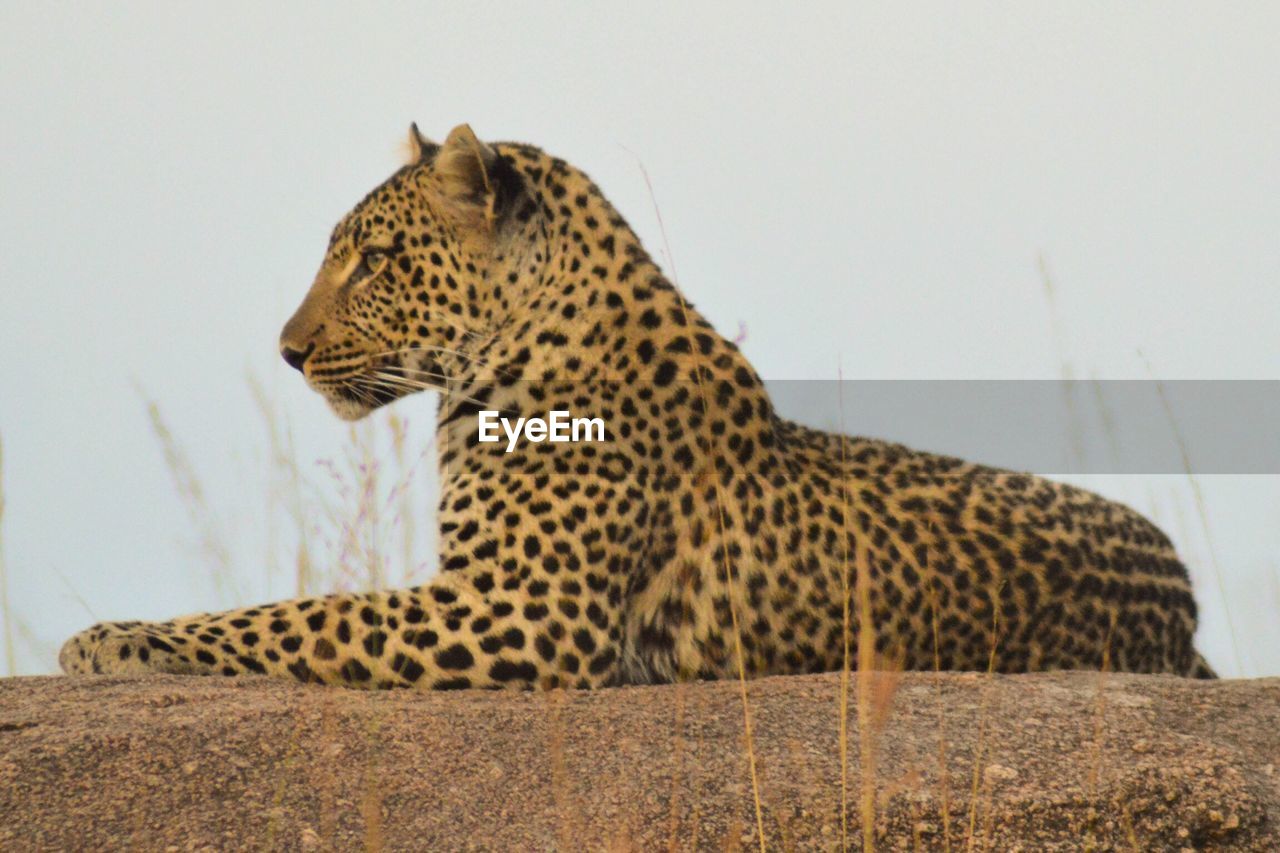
[764,380,1280,475]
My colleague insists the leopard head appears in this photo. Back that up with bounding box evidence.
[279,123,534,420]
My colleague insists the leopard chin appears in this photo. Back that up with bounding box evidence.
[325,394,377,422]
[323,380,404,421]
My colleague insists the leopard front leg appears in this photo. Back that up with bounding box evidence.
[62,431,641,688]
[60,573,622,689]
[60,619,212,676]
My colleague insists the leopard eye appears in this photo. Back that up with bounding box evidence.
[349,254,374,282]
[352,249,387,282]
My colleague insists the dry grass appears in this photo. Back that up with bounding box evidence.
[1082,610,1118,851]
[632,153,767,851]
[263,694,316,850]
[248,373,315,597]
[837,370,854,850]
[962,587,1004,851]
[359,765,386,852]
[834,360,910,852]
[546,689,581,849]
[926,575,954,852]
[141,378,432,612]
[0,433,15,677]
[1038,254,1087,465]
[139,389,237,602]
[664,681,692,852]
[1037,264,1244,678]
[115,385,433,853]
[1146,368,1243,673]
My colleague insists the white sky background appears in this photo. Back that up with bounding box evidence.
[1,3,1277,676]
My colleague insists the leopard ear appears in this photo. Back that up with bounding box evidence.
[435,123,497,205]
[407,122,438,163]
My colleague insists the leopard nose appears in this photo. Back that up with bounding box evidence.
[280,342,315,372]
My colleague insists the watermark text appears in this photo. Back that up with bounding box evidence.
[478,410,606,453]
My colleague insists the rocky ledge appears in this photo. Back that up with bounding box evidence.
[1,671,1277,850]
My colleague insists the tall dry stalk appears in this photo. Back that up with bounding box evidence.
[1147,372,1243,674]
[248,374,315,597]
[388,413,415,584]
[963,585,1003,851]
[1037,254,1086,466]
[1082,610,1118,849]
[926,574,953,852]
[311,419,425,594]
[854,495,880,851]
[1038,264,1238,676]
[855,422,906,845]
[664,681,691,852]
[860,666,903,851]
[681,262,767,853]
[0,433,15,676]
[1087,376,1124,469]
[833,364,900,852]
[139,391,238,603]
[139,377,433,628]
[360,766,386,852]
[355,424,385,590]
[263,695,316,850]
[546,689,581,850]
[837,369,853,851]
[631,152,767,851]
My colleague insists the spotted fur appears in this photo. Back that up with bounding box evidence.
[60,124,1216,688]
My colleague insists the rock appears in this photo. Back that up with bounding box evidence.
[0,672,1276,850]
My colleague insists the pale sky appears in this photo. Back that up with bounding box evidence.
[1,3,1277,676]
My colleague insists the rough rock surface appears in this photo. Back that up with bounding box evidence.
[0,671,1276,850]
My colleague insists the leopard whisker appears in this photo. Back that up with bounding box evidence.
[375,367,457,386]
[367,371,493,411]
[342,379,382,408]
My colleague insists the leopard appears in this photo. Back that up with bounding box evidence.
[60,123,1216,688]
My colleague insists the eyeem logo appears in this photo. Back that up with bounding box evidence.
[478,410,607,453]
